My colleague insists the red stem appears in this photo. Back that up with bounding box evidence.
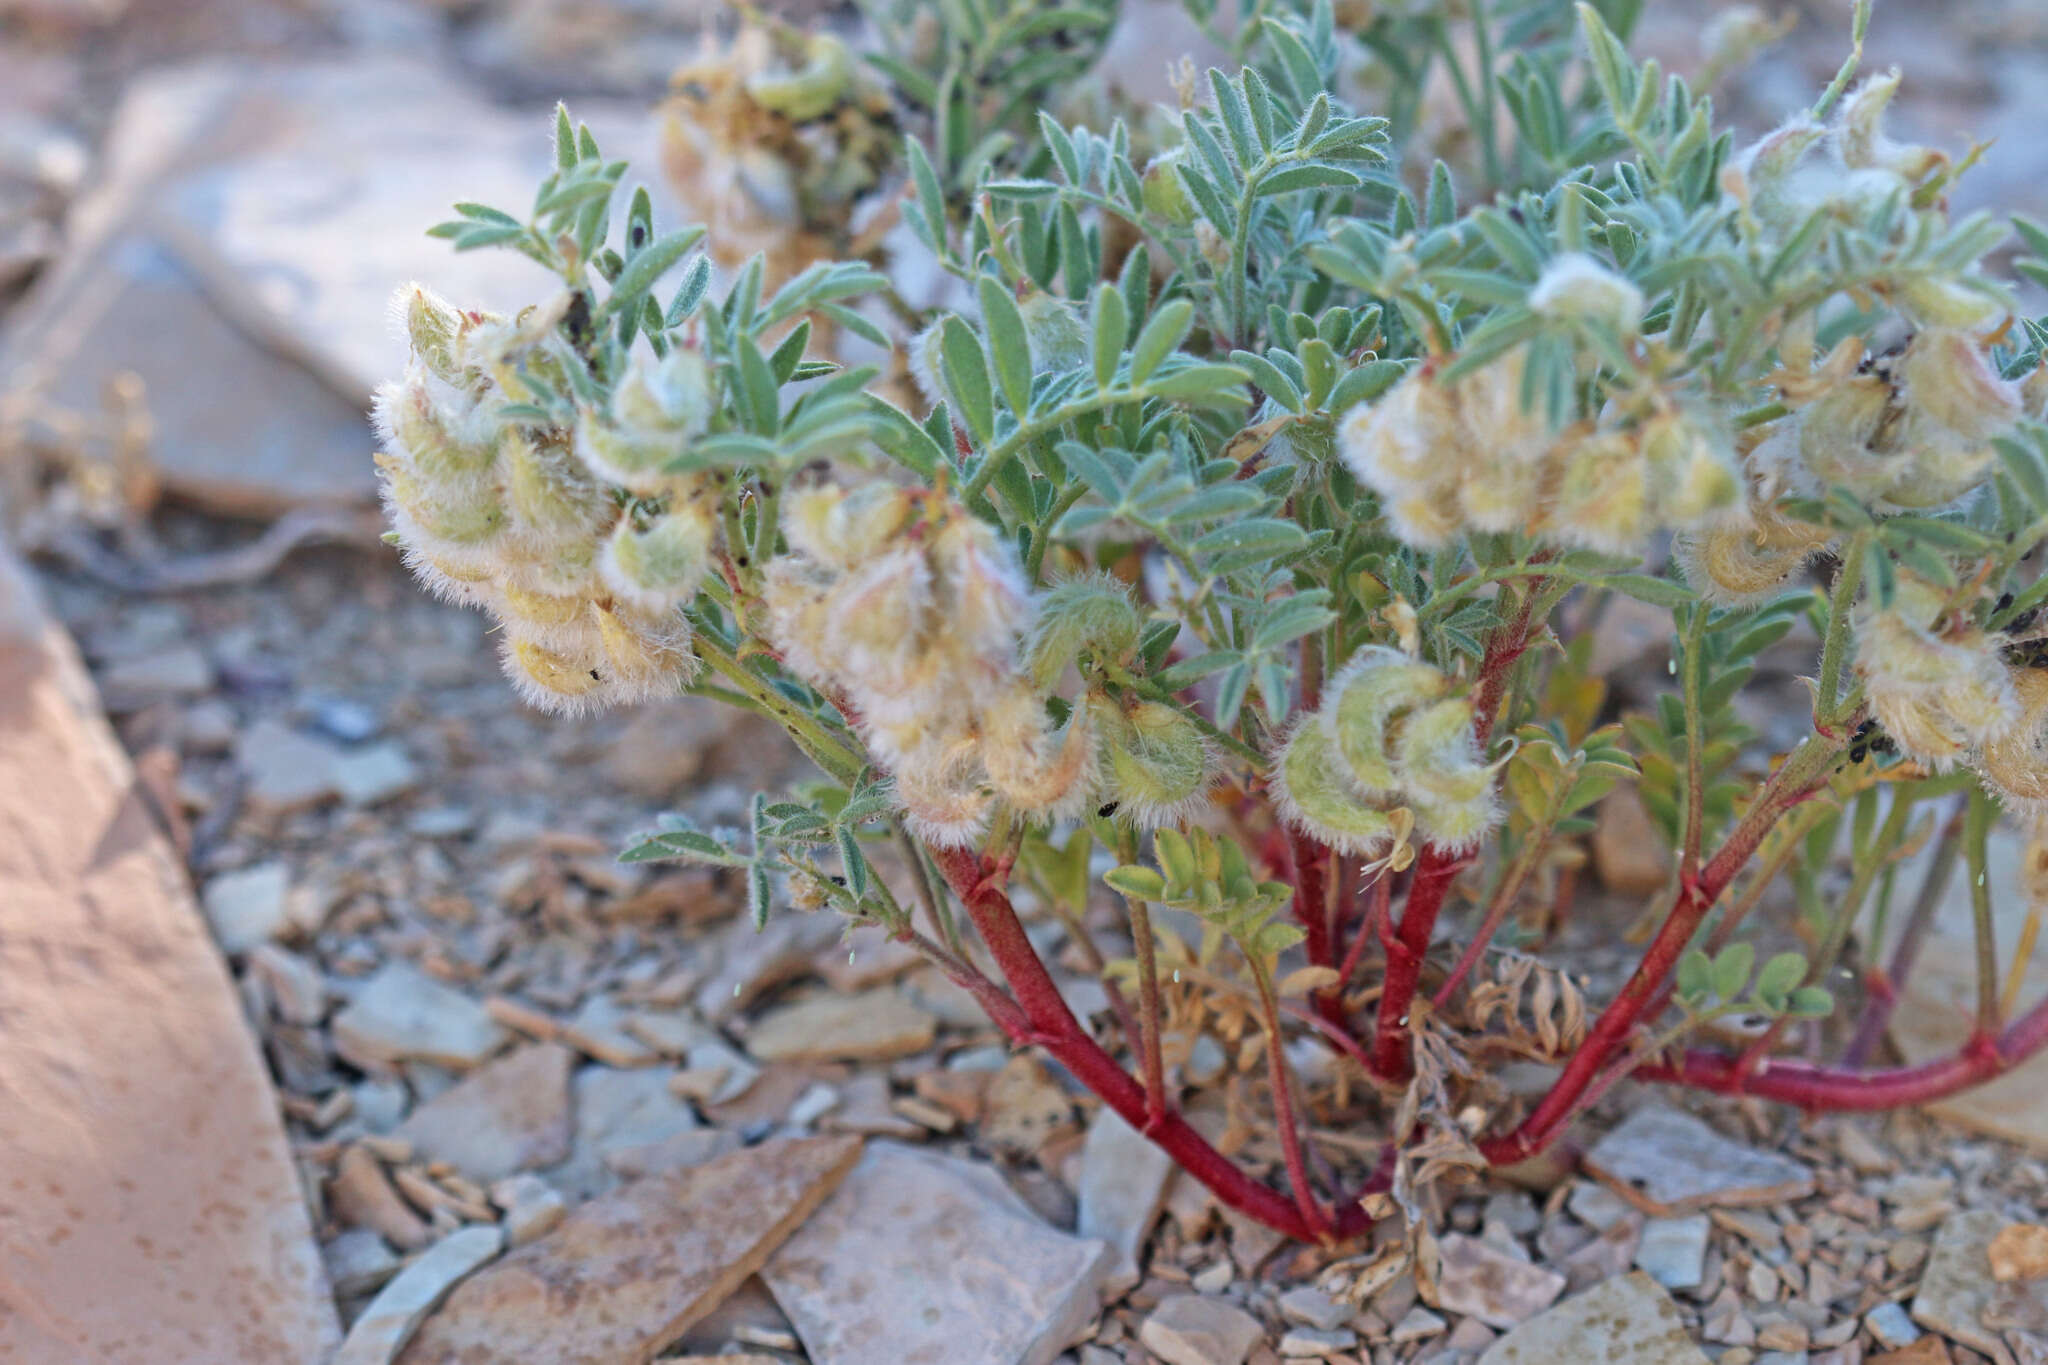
[1371,846,1466,1080]
[929,844,1378,1241]
[1288,826,1344,1027]
[1640,992,2048,1107]
[1477,738,1844,1164]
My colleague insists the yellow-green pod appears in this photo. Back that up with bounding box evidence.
[1273,719,1396,857]
[745,32,852,122]
[506,431,611,540]
[602,504,716,610]
[1324,646,1447,797]
[1093,697,1212,829]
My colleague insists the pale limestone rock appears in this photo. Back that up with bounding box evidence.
[763,1144,1113,1365]
[1075,1105,1175,1295]
[200,859,294,955]
[394,1042,574,1182]
[1634,1215,1710,1291]
[1915,1209,2048,1356]
[1138,1294,1264,1365]
[1477,1272,1711,1365]
[1583,1105,1815,1214]
[331,962,508,1070]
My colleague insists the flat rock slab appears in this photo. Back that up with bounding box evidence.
[0,550,338,1360]
[762,1143,1114,1365]
[1076,1106,1176,1295]
[332,960,508,1070]
[1892,933,2048,1153]
[0,60,686,516]
[393,1041,575,1182]
[1140,1294,1266,1365]
[1914,1208,2048,1357]
[1430,1232,1567,1329]
[744,988,937,1063]
[1476,1272,1710,1365]
[1583,1105,1815,1215]
[397,1135,861,1365]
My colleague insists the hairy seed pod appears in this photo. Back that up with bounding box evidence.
[1834,68,1945,185]
[1672,501,1831,606]
[1273,718,1398,856]
[1976,669,2048,813]
[1025,573,1142,690]
[981,686,1098,820]
[1643,410,1741,525]
[893,741,993,848]
[1323,646,1450,796]
[1856,577,2019,767]
[1140,147,1196,226]
[376,452,506,548]
[601,503,716,611]
[502,635,606,712]
[1337,366,1458,499]
[744,31,854,122]
[1093,697,1212,829]
[931,513,1034,663]
[506,431,613,541]
[1900,329,2023,443]
[1018,292,1091,374]
[1548,429,1647,554]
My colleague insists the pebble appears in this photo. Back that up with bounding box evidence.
[201,861,295,955]
[1277,1326,1356,1358]
[1390,1306,1448,1343]
[1865,1302,1920,1351]
[333,742,419,807]
[786,1082,841,1128]
[1568,1181,1634,1231]
[1139,1294,1265,1365]
[745,988,938,1064]
[1277,1286,1351,1332]
[981,1054,1078,1157]
[335,1225,502,1365]
[247,943,327,1024]
[1634,1215,1710,1291]
[1871,1341,1954,1365]
[306,696,381,743]
[1990,1223,2048,1282]
[1076,1106,1177,1295]
[400,1137,861,1364]
[1476,1271,1711,1365]
[180,697,238,752]
[557,1065,703,1198]
[765,1144,1114,1365]
[237,717,344,813]
[97,643,212,710]
[328,1145,430,1250]
[1592,788,1672,895]
[559,996,659,1068]
[331,962,509,1071]
[324,1228,401,1300]
[1431,1233,1566,1328]
[1583,1105,1815,1214]
[488,1173,566,1247]
[1189,1259,1232,1294]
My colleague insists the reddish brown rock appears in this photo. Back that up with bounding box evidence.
[396,1135,862,1364]
[0,551,338,1360]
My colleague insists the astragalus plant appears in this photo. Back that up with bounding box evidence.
[374,0,2048,1241]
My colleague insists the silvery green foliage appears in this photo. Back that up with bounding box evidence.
[378,0,2048,972]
